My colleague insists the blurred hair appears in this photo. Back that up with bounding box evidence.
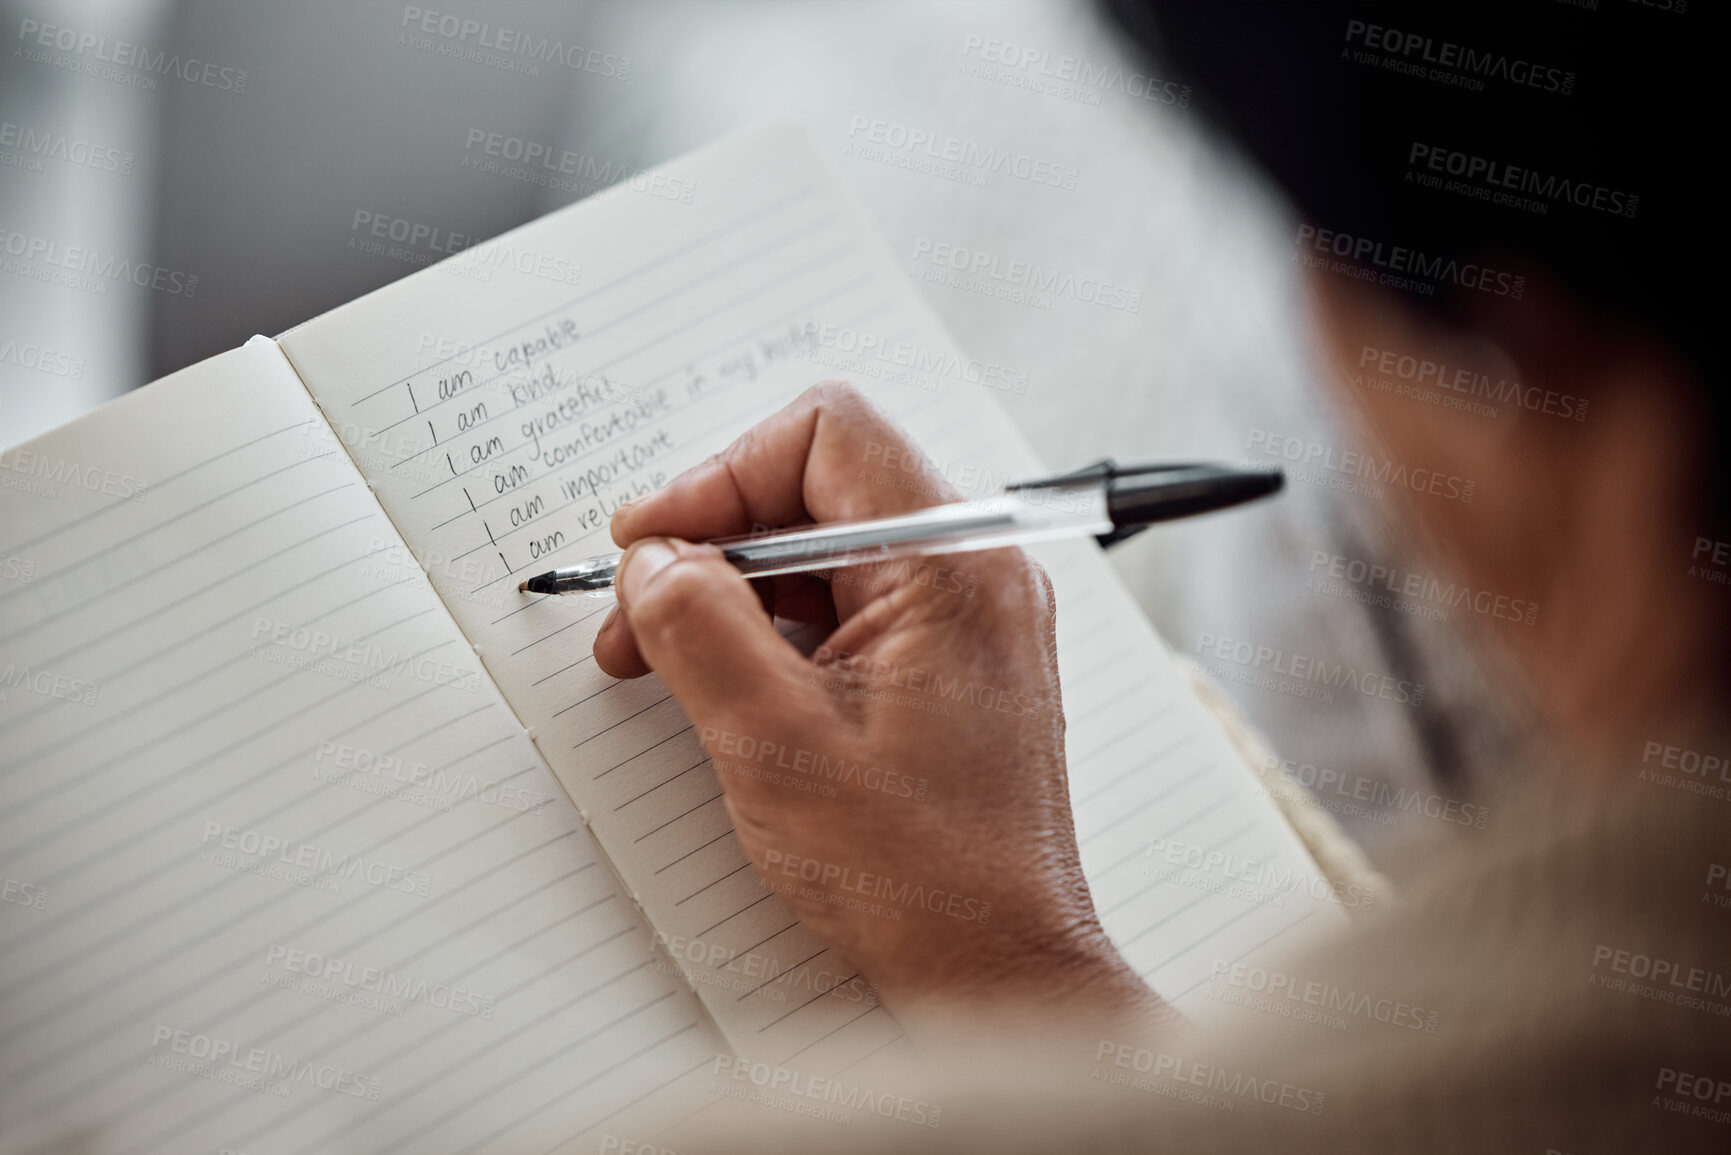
[1100,0,1727,532]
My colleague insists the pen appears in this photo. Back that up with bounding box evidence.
[516,459,1283,595]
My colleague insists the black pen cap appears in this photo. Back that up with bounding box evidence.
[1105,465,1283,529]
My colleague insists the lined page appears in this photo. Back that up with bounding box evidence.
[277,120,1345,1081]
[0,340,716,1155]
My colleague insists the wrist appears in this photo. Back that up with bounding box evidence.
[872,921,1168,1044]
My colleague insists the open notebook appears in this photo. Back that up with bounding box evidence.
[0,123,1344,1154]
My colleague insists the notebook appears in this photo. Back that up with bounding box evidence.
[0,122,1345,1155]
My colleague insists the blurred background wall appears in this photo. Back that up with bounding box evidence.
[0,0,1537,865]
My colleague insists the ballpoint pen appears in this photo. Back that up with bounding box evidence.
[516,459,1283,595]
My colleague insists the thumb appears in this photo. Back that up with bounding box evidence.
[614,536,822,730]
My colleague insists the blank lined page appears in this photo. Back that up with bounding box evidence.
[277,120,1345,1084]
[0,339,716,1155]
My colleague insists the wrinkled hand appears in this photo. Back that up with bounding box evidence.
[594,383,1157,1029]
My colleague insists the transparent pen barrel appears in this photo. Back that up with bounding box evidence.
[718,485,1111,580]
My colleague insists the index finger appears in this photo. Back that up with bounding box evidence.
[610,381,958,548]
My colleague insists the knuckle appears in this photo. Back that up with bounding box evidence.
[969,550,1059,644]
[982,548,1049,602]
[812,380,888,432]
[1027,558,1059,622]
[805,379,867,408]
[721,426,763,470]
[1022,553,1052,591]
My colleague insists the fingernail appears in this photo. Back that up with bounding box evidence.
[619,541,677,606]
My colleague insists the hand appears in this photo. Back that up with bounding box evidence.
[594,383,1159,1031]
